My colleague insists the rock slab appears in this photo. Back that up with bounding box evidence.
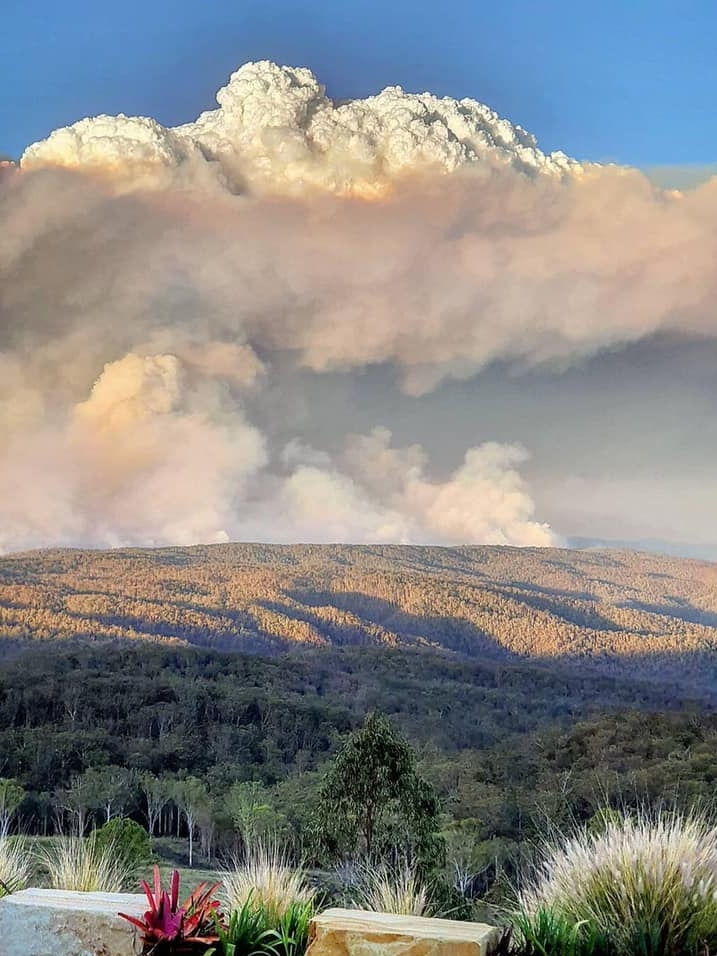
[0,888,146,956]
[306,907,499,956]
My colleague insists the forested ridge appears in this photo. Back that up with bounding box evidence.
[2,542,717,883]
[0,642,693,785]
[0,641,715,882]
[2,543,717,692]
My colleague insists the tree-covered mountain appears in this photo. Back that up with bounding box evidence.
[2,543,717,693]
[2,543,716,889]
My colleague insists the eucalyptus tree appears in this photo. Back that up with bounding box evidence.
[317,712,444,870]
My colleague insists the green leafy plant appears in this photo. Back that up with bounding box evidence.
[212,894,276,956]
[271,898,315,956]
[512,907,610,956]
[119,866,223,955]
[212,893,314,956]
[96,817,152,873]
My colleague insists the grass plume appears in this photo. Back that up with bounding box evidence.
[0,837,31,896]
[221,840,315,924]
[37,831,134,892]
[517,809,717,956]
[349,858,432,916]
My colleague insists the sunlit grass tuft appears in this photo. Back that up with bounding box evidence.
[221,840,315,924]
[517,809,717,956]
[37,831,134,892]
[0,837,32,897]
[350,858,432,917]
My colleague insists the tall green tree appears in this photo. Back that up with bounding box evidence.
[226,780,273,845]
[139,772,172,840]
[174,776,210,866]
[317,712,444,869]
[82,766,133,823]
[58,774,94,836]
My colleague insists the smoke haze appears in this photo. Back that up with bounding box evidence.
[3,62,717,555]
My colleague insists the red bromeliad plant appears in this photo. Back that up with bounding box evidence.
[119,866,223,955]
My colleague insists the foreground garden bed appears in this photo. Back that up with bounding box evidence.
[0,890,499,956]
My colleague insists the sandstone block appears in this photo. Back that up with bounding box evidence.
[306,907,499,956]
[0,888,146,956]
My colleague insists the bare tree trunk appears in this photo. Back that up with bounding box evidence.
[187,812,194,867]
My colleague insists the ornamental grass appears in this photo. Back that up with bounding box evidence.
[516,810,717,956]
[0,836,31,897]
[220,839,315,925]
[37,831,134,892]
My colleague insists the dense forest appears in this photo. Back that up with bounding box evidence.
[0,639,715,896]
[2,543,717,899]
[2,544,717,693]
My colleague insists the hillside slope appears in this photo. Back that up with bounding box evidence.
[2,544,717,691]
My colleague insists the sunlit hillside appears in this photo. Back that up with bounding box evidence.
[2,544,717,692]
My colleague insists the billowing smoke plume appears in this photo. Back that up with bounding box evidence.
[3,62,717,553]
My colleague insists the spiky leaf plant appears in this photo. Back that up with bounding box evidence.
[212,894,276,956]
[271,898,315,956]
[513,907,610,956]
[119,865,223,955]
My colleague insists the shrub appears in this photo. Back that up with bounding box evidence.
[96,817,151,872]
[37,831,134,892]
[516,810,717,956]
[0,836,31,896]
[221,840,315,925]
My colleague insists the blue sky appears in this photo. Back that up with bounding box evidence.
[2,0,716,165]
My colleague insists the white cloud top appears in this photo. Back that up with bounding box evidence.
[22,61,579,194]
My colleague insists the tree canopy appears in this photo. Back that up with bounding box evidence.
[317,712,444,869]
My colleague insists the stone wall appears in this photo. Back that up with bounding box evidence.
[306,907,499,956]
[0,888,145,956]
[0,891,499,956]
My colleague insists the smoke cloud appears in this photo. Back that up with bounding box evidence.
[2,62,717,553]
[21,61,577,193]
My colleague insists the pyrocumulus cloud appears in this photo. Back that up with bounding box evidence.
[2,62,717,552]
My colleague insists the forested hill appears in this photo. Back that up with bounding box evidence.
[2,543,717,693]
